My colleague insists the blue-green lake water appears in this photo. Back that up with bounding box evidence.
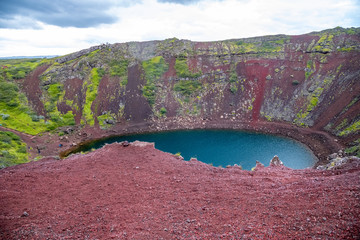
[82,130,317,170]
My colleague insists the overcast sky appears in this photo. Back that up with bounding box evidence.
[0,0,359,57]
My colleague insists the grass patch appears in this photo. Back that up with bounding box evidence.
[305,60,316,81]
[109,59,128,77]
[0,58,46,81]
[339,120,360,136]
[174,58,201,79]
[142,56,168,105]
[345,139,360,157]
[97,112,117,128]
[0,131,29,168]
[43,82,75,129]
[307,88,323,112]
[174,80,202,96]
[82,68,103,125]
[233,37,288,54]
[0,81,50,134]
[159,107,167,117]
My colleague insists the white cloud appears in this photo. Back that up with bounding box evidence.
[0,0,359,57]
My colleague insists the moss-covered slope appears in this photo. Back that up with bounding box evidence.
[1,27,359,157]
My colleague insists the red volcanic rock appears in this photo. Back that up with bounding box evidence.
[1,142,360,239]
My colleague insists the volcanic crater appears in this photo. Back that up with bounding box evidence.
[1,27,360,239]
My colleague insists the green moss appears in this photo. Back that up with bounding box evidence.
[229,71,237,82]
[97,112,117,128]
[337,46,356,52]
[174,58,201,79]
[142,56,169,105]
[232,37,288,54]
[345,28,358,35]
[0,58,44,80]
[0,60,75,134]
[305,60,316,80]
[0,81,19,106]
[234,41,257,53]
[142,84,156,105]
[230,83,238,94]
[0,131,29,168]
[159,107,167,117]
[174,80,202,96]
[109,59,128,77]
[317,34,328,44]
[345,139,360,157]
[82,68,103,125]
[306,87,323,111]
[88,49,100,58]
[42,82,75,128]
[49,111,75,127]
[143,56,167,79]
[294,87,324,126]
[47,83,64,102]
[0,106,49,135]
[339,120,360,136]
[264,115,272,121]
[335,119,348,131]
[0,82,50,134]
[311,34,334,53]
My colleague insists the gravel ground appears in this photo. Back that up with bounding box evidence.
[1,142,359,239]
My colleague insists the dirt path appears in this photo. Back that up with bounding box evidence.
[1,142,359,239]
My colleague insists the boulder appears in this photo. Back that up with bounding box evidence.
[270,155,283,167]
[104,119,115,125]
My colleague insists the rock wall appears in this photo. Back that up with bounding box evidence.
[2,27,360,157]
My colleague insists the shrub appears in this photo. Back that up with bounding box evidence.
[1,113,10,120]
[160,107,167,116]
[292,80,300,86]
[31,115,41,122]
[0,82,19,104]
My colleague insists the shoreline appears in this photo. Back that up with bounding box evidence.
[1,118,345,168]
[57,118,344,168]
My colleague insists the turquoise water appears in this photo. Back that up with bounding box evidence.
[82,130,317,170]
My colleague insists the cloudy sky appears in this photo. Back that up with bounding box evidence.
[0,0,359,57]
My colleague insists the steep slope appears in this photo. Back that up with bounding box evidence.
[0,27,359,164]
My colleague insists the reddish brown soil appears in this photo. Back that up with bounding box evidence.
[20,65,50,117]
[1,142,359,239]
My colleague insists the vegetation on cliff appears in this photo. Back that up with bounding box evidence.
[0,131,28,168]
[0,64,49,135]
[0,27,359,159]
[142,56,168,106]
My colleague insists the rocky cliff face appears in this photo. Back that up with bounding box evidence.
[0,27,359,158]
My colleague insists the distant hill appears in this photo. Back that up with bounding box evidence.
[0,55,58,60]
